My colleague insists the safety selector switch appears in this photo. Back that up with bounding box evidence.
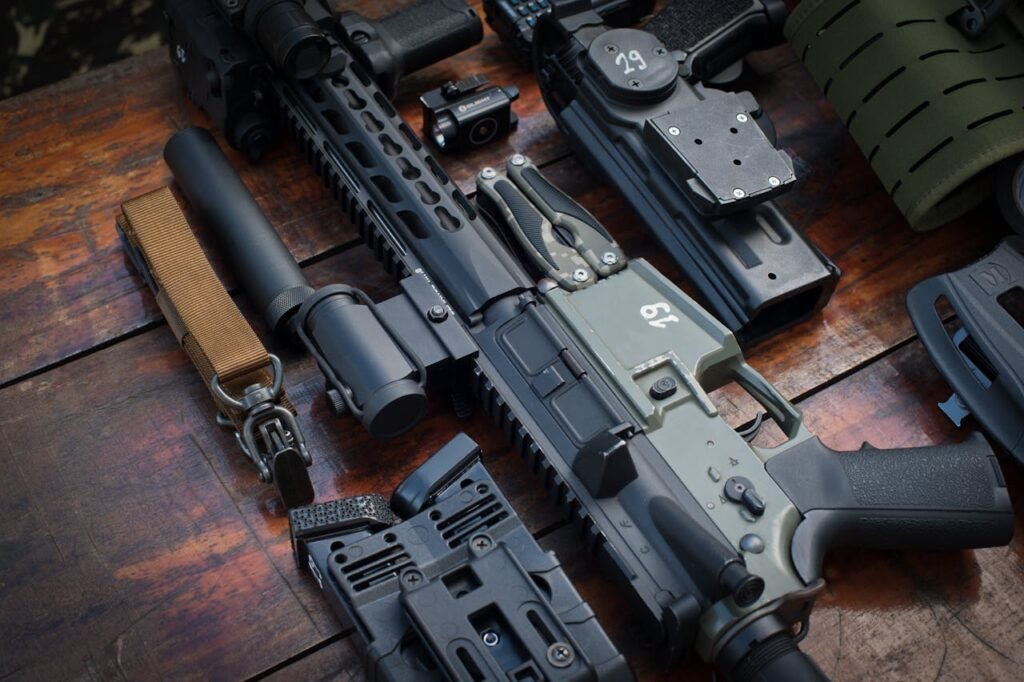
[724,476,765,517]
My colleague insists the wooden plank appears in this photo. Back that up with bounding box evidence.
[0,0,571,387]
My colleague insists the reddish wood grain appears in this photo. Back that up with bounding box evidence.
[1,1,1022,680]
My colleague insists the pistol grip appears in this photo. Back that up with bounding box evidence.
[766,433,1014,583]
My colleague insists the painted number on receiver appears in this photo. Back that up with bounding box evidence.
[615,50,648,75]
[641,302,678,329]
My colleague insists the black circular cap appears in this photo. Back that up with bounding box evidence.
[649,376,678,400]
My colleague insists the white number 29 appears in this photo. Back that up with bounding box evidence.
[640,302,678,329]
[615,50,648,75]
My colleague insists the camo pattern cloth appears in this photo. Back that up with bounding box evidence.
[0,0,166,99]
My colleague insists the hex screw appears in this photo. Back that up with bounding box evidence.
[547,643,575,668]
[572,269,590,283]
[736,113,749,123]
[480,167,496,179]
[602,252,618,265]
[482,631,500,647]
[510,154,526,166]
[427,305,448,322]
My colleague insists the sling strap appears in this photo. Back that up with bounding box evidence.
[117,187,313,507]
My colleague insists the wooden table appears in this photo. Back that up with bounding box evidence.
[1,2,1021,680]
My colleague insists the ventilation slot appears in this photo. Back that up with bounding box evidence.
[426,156,450,184]
[909,137,954,172]
[816,0,859,36]
[436,207,461,231]
[374,91,397,117]
[339,545,412,592]
[839,32,882,70]
[399,122,423,150]
[456,648,486,681]
[415,181,440,205]
[398,158,420,179]
[944,78,986,95]
[967,109,1013,130]
[920,48,959,61]
[344,89,367,110]
[895,18,935,27]
[362,111,384,132]
[398,210,429,239]
[885,101,929,137]
[862,67,905,103]
[372,175,401,203]
[346,141,373,168]
[437,494,507,547]
[380,134,401,156]
[323,109,349,135]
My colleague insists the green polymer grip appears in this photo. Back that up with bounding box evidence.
[786,0,1024,230]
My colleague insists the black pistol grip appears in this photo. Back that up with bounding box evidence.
[378,0,482,79]
[765,433,1014,583]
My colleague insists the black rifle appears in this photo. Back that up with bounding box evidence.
[533,1,839,344]
[161,1,1015,679]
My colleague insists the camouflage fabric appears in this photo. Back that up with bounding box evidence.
[0,0,165,99]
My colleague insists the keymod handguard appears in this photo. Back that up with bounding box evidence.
[166,2,1014,679]
[289,434,632,681]
[534,9,839,344]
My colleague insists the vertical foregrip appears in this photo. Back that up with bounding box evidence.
[766,434,1015,583]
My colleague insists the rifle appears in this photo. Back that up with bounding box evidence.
[162,1,1015,678]
[532,1,839,344]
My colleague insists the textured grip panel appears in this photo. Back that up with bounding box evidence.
[838,441,999,509]
[767,434,1014,582]
[380,0,482,75]
[495,179,559,269]
[521,166,613,240]
[289,494,396,536]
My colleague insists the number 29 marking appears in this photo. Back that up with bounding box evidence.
[615,50,648,75]
[641,302,679,329]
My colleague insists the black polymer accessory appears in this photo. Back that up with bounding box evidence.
[163,2,1015,679]
[421,75,520,153]
[533,5,839,345]
[289,433,633,681]
[483,0,654,67]
[907,238,1024,465]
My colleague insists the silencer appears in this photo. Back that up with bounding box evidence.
[165,127,314,333]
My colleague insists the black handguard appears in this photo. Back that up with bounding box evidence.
[533,6,839,344]
[164,2,1015,678]
[289,433,633,681]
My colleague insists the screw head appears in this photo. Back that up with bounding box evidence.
[482,631,500,647]
[654,46,668,56]
[649,376,678,400]
[471,534,493,551]
[427,304,448,322]
[668,126,680,136]
[601,251,618,265]
[510,154,526,166]
[768,176,781,187]
[547,643,575,668]
[572,268,590,283]
[628,79,642,89]
[604,44,618,54]
[733,188,746,199]
[736,113,749,123]
[480,167,496,179]
[401,569,424,587]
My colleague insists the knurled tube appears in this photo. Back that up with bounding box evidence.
[726,632,827,682]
